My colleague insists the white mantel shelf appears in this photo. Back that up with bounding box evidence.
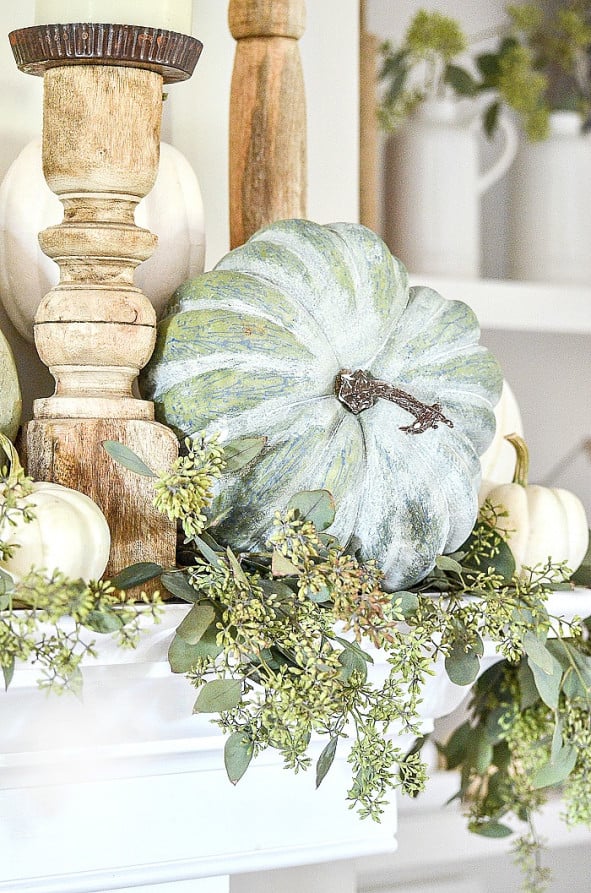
[409,275,591,335]
[2,592,591,893]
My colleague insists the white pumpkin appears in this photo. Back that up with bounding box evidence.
[0,139,205,342]
[479,379,524,497]
[0,435,110,581]
[485,434,589,579]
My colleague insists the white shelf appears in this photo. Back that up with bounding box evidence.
[409,275,591,335]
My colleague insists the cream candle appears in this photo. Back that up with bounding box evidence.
[34,0,192,33]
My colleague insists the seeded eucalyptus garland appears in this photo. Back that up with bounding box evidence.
[3,434,591,893]
[104,434,591,892]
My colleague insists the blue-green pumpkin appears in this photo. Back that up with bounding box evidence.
[141,219,503,589]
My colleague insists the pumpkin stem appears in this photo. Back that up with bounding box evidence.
[506,433,530,487]
[0,432,25,488]
[334,368,454,434]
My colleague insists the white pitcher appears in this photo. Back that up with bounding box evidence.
[384,98,518,277]
[509,110,591,285]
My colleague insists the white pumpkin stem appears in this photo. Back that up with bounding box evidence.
[505,433,530,487]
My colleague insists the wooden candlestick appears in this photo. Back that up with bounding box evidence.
[9,24,202,580]
[228,0,307,248]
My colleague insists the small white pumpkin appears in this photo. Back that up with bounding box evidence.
[0,139,205,342]
[485,433,589,579]
[0,434,111,582]
[479,380,524,494]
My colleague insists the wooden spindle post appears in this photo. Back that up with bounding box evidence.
[359,0,380,232]
[228,0,307,248]
[9,24,202,580]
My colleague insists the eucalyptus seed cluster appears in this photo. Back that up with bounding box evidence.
[169,497,439,816]
[153,435,225,538]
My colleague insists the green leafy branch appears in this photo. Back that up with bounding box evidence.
[109,433,591,872]
[379,3,591,140]
[0,448,162,695]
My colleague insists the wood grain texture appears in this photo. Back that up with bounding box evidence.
[27,62,180,587]
[24,418,178,584]
[36,64,163,420]
[359,17,380,232]
[229,0,307,248]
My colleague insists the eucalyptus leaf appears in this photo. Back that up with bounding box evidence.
[392,591,420,618]
[194,535,223,569]
[259,578,298,604]
[193,679,242,714]
[445,640,481,686]
[440,720,471,770]
[532,746,577,790]
[83,610,124,635]
[316,737,338,788]
[177,604,216,645]
[528,654,563,710]
[168,630,221,673]
[226,548,250,585]
[436,555,463,575]
[271,550,300,577]
[287,490,335,532]
[471,820,513,839]
[223,437,266,473]
[517,659,540,710]
[306,586,331,604]
[333,635,374,664]
[551,718,564,763]
[338,648,368,683]
[2,657,14,691]
[470,725,494,775]
[102,440,156,477]
[522,632,554,673]
[224,731,254,785]
[161,572,200,603]
[111,562,163,590]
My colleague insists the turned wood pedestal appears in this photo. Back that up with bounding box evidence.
[9,24,202,579]
[228,0,307,248]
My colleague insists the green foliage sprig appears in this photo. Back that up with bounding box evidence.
[379,3,591,140]
[0,449,162,695]
[111,433,591,893]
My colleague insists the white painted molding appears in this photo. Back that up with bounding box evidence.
[2,593,590,892]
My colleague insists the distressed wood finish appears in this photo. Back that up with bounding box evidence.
[35,64,161,420]
[228,0,307,248]
[25,418,177,580]
[24,63,179,580]
[359,0,379,231]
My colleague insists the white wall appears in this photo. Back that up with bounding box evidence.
[0,0,359,421]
